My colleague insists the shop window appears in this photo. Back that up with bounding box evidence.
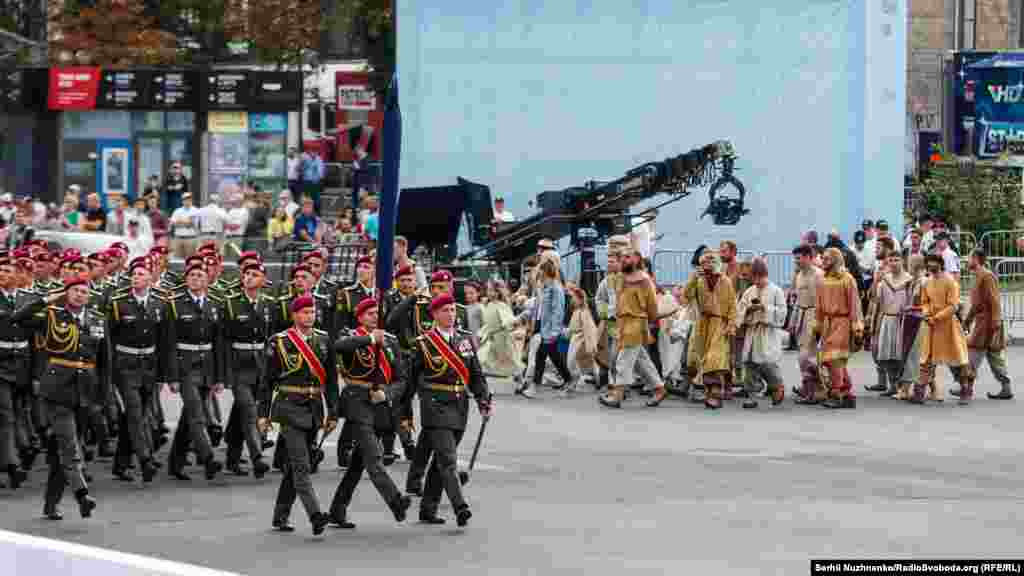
[167,112,195,132]
[132,111,165,132]
[62,111,131,139]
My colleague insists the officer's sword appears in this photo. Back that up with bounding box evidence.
[458,414,490,486]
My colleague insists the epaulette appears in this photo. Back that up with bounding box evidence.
[456,328,473,336]
[313,328,327,336]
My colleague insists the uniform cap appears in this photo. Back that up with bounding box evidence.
[430,270,452,283]
[63,276,88,290]
[355,255,373,268]
[290,264,312,279]
[355,298,377,320]
[393,264,414,279]
[430,293,454,312]
[184,262,206,277]
[242,262,266,276]
[303,250,325,262]
[291,295,315,313]
[129,257,150,274]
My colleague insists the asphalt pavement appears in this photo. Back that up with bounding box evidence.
[1,349,1022,575]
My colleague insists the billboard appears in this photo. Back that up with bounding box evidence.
[969,58,1024,157]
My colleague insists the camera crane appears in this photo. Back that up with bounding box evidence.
[458,140,748,293]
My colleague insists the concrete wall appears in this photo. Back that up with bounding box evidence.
[398,0,905,253]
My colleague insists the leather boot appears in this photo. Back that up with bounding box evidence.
[75,488,96,518]
[598,386,623,409]
[957,372,974,406]
[909,377,927,405]
[6,464,26,490]
[794,378,818,405]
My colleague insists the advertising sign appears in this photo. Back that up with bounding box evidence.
[953,51,997,155]
[48,67,101,110]
[209,133,248,173]
[970,60,1024,157]
[155,71,197,109]
[98,70,151,108]
[208,111,249,133]
[249,112,287,133]
[204,72,249,109]
[337,84,377,110]
[249,71,302,111]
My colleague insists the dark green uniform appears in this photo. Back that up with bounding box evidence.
[0,288,34,489]
[328,327,409,525]
[399,327,490,525]
[11,298,103,519]
[261,327,337,532]
[219,290,274,476]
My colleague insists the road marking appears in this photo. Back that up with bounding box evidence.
[0,529,242,576]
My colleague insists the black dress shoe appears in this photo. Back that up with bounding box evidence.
[141,460,157,483]
[742,399,758,409]
[7,465,26,490]
[406,485,422,497]
[328,514,356,529]
[734,389,749,399]
[75,490,96,518]
[311,512,330,535]
[988,391,1014,400]
[262,439,275,450]
[382,452,398,466]
[43,508,63,521]
[272,519,295,532]
[455,507,472,527]
[170,470,191,481]
[391,495,411,522]
[113,468,134,482]
[418,513,445,525]
[205,459,223,480]
[151,460,163,469]
[226,463,249,476]
[252,458,270,479]
[865,384,887,393]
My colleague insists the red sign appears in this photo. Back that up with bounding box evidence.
[48,67,101,110]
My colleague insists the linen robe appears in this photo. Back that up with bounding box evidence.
[684,273,736,377]
[919,273,968,366]
[815,270,863,364]
[735,282,787,365]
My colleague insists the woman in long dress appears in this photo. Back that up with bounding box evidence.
[564,283,599,395]
[478,279,524,381]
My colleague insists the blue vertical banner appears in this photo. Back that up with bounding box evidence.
[375,73,402,299]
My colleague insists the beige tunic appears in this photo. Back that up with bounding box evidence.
[685,273,736,375]
[920,274,968,366]
[815,270,863,363]
[789,266,824,349]
[873,273,912,362]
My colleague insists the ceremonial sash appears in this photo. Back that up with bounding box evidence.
[425,329,469,386]
[355,326,392,384]
[286,327,326,388]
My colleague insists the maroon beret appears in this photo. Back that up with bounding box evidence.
[393,264,414,279]
[242,262,266,276]
[238,251,261,266]
[184,254,205,267]
[291,295,315,313]
[355,298,377,320]
[303,250,325,262]
[16,258,34,271]
[61,254,84,268]
[149,245,168,255]
[355,256,373,268]
[64,276,88,290]
[129,257,150,274]
[430,293,454,312]
[291,264,312,279]
[184,262,206,278]
[430,270,452,283]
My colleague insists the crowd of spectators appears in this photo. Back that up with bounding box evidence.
[0,179,383,260]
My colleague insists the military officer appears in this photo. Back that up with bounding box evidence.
[106,257,166,483]
[304,250,338,297]
[333,255,376,468]
[219,260,273,478]
[385,264,425,462]
[399,270,467,496]
[273,264,317,334]
[399,294,492,527]
[328,298,412,527]
[10,276,100,520]
[0,255,31,489]
[164,259,224,481]
[259,295,337,535]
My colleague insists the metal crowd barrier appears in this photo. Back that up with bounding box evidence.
[978,229,1024,259]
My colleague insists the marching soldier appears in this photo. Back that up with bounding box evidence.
[106,257,166,483]
[219,260,273,478]
[273,264,318,334]
[399,294,492,527]
[259,295,337,535]
[10,276,100,520]
[399,270,471,494]
[327,298,412,527]
[0,255,30,489]
[384,265,422,461]
[304,250,338,297]
[164,258,224,481]
[334,255,376,468]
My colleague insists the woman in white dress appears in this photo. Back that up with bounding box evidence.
[478,279,524,381]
